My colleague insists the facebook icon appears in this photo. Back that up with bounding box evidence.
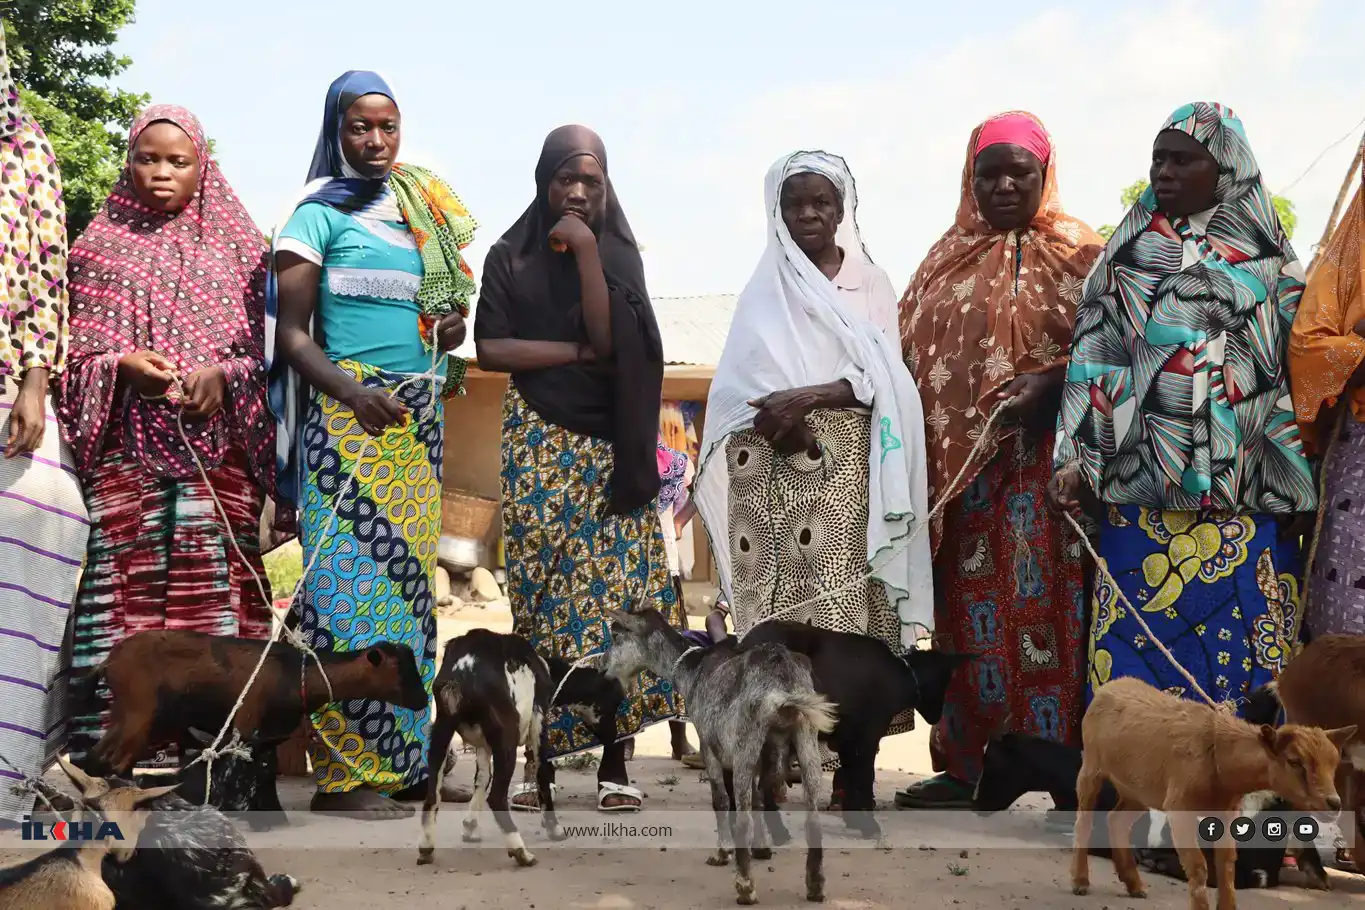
[1199,817,1225,842]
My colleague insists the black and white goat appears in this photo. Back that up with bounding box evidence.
[417,628,558,869]
[739,620,973,836]
[971,731,1328,890]
[603,607,836,906]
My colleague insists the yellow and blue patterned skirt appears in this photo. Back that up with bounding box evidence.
[500,383,685,758]
[299,360,441,794]
[1086,505,1303,715]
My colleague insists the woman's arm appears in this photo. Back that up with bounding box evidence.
[474,338,588,373]
[547,216,611,358]
[274,252,367,405]
[274,251,407,435]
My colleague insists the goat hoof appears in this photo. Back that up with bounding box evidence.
[752,847,773,860]
[708,850,731,867]
[1072,885,1089,896]
[547,824,567,842]
[735,878,757,905]
[806,888,825,903]
[510,848,537,867]
[462,832,482,844]
[416,850,434,866]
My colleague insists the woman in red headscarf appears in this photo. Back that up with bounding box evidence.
[895,112,1104,809]
[55,104,276,770]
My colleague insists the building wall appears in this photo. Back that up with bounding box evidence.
[438,368,719,585]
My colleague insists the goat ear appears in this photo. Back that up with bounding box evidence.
[367,648,383,667]
[56,755,105,798]
[606,608,634,629]
[187,727,215,746]
[1260,724,1280,753]
[132,782,179,806]
[1327,725,1359,750]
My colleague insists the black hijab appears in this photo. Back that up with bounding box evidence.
[475,125,663,516]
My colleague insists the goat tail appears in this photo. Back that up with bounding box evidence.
[773,690,838,736]
[68,660,107,709]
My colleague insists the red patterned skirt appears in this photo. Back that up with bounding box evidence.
[930,428,1088,783]
[66,428,271,767]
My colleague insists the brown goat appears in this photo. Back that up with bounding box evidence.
[0,757,176,910]
[1256,632,1365,865]
[1071,677,1354,910]
[75,630,428,775]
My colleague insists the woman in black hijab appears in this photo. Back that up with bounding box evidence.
[475,125,687,812]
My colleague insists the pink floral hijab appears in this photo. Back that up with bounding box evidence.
[57,104,273,488]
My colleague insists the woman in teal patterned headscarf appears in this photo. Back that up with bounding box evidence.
[1048,101,1313,715]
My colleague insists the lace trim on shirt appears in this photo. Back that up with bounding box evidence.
[327,267,420,302]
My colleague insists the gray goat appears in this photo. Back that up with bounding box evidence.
[603,607,836,905]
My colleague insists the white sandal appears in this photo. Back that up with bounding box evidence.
[598,781,643,813]
[510,781,555,812]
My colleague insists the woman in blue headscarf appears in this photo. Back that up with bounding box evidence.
[266,70,479,819]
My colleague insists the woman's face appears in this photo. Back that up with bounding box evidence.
[547,154,607,230]
[972,143,1044,231]
[340,93,400,179]
[1150,129,1219,217]
[130,121,200,214]
[780,173,842,260]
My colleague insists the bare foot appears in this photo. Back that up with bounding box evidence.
[310,787,414,820]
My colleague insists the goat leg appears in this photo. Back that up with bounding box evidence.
[488,732,535,867]
[732,764,758,905]
[1289,843,1329,890]
[1107,796,1146,898]
[1070,762,1103,895]
[1166,809,1213,910]
[704,745,732,867]
[463,747,490,843]
[529,712,563,841]
[758,739,792,848]
[418,711,459,865]
[844,736,882,842]
[793,726,825,902]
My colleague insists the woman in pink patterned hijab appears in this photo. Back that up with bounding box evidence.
[56,104,278,773]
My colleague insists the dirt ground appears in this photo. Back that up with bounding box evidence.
[4,601,1361,909]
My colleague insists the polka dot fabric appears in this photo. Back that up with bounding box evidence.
[56,104,273,488]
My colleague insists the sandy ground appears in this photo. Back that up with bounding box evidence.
[4,601,1362,909]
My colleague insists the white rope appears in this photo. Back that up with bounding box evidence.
[0,748,69,821]
[1059,509,1234,713]
[172,327,450,803]
[733,399,1014,647]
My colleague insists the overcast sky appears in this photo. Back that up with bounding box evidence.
[113,0,1363,303]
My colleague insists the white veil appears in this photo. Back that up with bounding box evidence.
[693,151,934,646]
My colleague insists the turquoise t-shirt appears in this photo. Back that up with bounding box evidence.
[276,201,446,378]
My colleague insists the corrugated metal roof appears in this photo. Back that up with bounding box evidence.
[653,294,738,366]
[456,293,738,368]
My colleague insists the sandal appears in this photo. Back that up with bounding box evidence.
[510,781,556,812]
[598,781,643,812]
[894,773,974,809]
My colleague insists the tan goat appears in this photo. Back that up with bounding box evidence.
[0,757,176,910]
[1071,676,1354,910]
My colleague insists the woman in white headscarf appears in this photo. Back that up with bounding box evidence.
[692,150,934,798]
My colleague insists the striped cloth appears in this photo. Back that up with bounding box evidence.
[0,377,88,823]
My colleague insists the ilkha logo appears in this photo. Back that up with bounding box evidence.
[20,816,124,842]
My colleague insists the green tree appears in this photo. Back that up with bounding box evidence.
[5,1,147,234]
[1097,179,1297,240]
